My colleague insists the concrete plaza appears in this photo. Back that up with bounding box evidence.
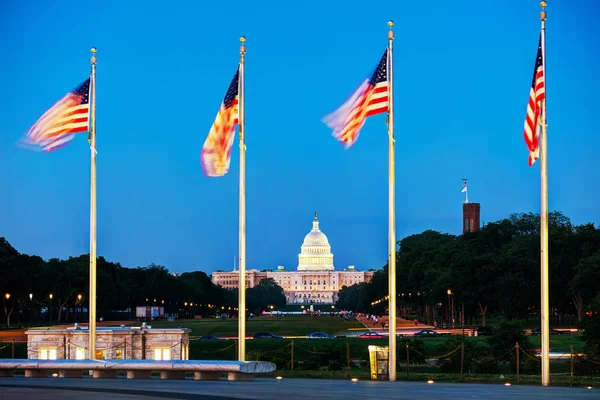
[0,377,597,400]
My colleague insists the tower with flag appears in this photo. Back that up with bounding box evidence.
[323,21,397,381]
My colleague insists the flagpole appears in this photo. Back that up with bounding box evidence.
[539,1,550,387]
[238,36,247,362]
[386,20,397,382]
[89,47,98,360]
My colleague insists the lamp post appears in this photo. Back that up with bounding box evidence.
[447,290,455,329]
[49,294,54,324]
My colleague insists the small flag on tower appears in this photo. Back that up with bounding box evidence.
[201,69,240,177]
[23,79,91,152]
[323,50,389,148]
[461,182,467,193]
[523,36,545,167]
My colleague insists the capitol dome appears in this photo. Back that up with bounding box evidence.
[297,213,334,271]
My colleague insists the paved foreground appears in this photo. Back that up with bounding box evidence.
[0,377,597,400]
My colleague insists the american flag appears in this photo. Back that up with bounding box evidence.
[323,49,389,148]
[523,36,545,166]
[201,69,239,177]
[24,78,91,152]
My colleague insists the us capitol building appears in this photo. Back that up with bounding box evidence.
[211,213,375,304]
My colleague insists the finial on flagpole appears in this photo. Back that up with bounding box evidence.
[90,47,97,65]
[387,20,395,39]
[540,1,547,20]
[240,36,246,55]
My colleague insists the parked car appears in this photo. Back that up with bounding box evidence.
[198,335,220,340]
[414,329,450,337]
[359,331,385,339]
[473,326,495,336]
[253,332,283,339]
[530,327,563,335]
[307,332,333,339]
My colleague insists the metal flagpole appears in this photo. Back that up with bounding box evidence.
[539,1,550,387]
[386,20,397,382]
[89,47,98,360]
[238,36,247,362]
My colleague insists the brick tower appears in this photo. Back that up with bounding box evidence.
[462,202,481,233]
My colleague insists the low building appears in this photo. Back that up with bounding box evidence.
[26,323,190,361]
[212,213,375,304]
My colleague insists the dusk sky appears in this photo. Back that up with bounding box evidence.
[1,1,598,275]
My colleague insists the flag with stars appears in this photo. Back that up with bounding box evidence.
[201,68,239,177]
[523,36,545,167]
[323,49,389,148]
[23,78,90,152]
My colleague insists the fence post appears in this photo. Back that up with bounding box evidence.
[460,342,465,380]
[291,340,294,376]
[346,341,350,378]
[11,339,15,358]
[516,342,520,385]
[406,342,409,379]
[570,345,574,387]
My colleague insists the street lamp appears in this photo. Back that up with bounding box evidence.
[4,293,10,300]
[447,290,455,329]
[77,294,82,301]
[29,293,33,301]
[49,294,53,300]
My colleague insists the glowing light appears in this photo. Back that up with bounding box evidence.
[588,386,593,390]
[351,378,358,382]
[427,380,434,384]
[504,383,511,386]
[51,373,58,377]
[276,376,282,380]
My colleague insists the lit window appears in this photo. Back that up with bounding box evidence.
[76,348,85,360]
[115,349,124,360]
[38,347,57,360]
[154,348,171,360]
[95,350,106,360]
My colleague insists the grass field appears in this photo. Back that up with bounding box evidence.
[148,315,364,337]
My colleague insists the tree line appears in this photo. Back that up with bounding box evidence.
[0,238,285,327]
[336,211,600,326]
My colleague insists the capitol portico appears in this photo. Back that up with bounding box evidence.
[211,213,374,304]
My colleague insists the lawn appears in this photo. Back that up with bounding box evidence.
[148,315,365,337]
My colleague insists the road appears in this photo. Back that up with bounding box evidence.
[0,377,597,400]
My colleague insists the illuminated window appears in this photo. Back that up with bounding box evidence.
[95,350,106,360]
[75,348,85,360]
[153,348,171,360]
[115,349,124,360]
[38,347,57,360]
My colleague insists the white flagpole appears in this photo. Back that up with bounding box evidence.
[238,36,247,362]
[386,20,397,382]
[539,1,550,387]
[89,47,98,360]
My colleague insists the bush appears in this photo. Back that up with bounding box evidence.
[486,319,531,373]
[437,336,498,374]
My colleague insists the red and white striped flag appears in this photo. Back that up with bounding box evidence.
[523,36,545,166]
[201,69,239,177]
[23,78,90,152]
[323,50,389,148]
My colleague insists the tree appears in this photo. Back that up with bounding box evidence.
[246,278,285,313]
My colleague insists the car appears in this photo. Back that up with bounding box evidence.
[530,327,563,335]
[198,335,220,340]
[473,326,495,336]
[253,332,283,339]
[413,329,450,337]
[359,331,386,339]
[307,332,333,339]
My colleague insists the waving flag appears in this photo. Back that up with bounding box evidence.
[523,36,545,166]
[23,78,90,152]
[461,182,467,193]
[323,50,389,148]
[201,69,240,177]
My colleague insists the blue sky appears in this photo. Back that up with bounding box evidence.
[1,1,598,274]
